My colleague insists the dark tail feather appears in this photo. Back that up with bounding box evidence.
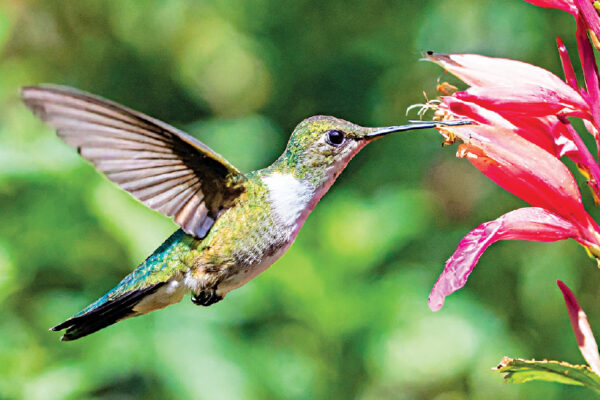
[51,283,164,341]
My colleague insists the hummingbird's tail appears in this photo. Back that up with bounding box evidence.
[50,282,166,341]
[51,230,193,341]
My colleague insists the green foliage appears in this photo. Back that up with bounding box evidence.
[496,357,600,394]
[0,0,596,399]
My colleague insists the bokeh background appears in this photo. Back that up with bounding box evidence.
[1,0,599,398]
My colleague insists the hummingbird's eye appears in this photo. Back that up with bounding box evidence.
[325,129,345,146]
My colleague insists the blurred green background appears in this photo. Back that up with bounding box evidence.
[1,0,600,398]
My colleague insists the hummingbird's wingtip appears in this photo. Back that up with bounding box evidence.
[48,324,71,341]
[20,85,40,100]
[50,322,76,341]
[49,323,63,332]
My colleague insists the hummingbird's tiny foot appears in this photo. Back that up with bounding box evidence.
[191,289,223,306]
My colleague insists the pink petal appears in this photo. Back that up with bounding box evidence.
[455,85,589,119]
[449,124,591,228]
[429,53,590,120]
[576,14,600,127]
[557,37,579,90]
[426,53,547,87]
[557,117,600,201]
[426,53,555,87]
[575,0,600,42]
[523,0,576,14]
[428,208,580,311]
[442,97,580,159]
[557,280,600,375]
[507,115,583,161]
[442,96,517,129]
[584,119,600,145]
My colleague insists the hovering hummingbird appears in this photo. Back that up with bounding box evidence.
[21,85,468,340]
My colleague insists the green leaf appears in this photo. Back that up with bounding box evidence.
[494,357,600,394]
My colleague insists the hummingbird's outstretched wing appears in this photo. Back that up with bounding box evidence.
[21,85,247,238]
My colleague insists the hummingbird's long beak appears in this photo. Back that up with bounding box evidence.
[364,119,472,140]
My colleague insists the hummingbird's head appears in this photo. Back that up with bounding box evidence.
[274,116,470,189]
[276,115,397,188]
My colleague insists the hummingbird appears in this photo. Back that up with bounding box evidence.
[21,85,469,341]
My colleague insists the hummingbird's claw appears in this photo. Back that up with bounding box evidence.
[191,289,223,306]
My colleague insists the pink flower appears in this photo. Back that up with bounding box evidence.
[428,51,600,180]
[428,123,600,311]
[424,0,600,310]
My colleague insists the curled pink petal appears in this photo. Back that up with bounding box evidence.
[557,280,600,374]
[428,208,580,311]
[523,0,576,14]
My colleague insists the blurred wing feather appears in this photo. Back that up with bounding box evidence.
[21,85,246,238]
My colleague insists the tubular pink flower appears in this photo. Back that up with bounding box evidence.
[428,208,580,311]
[424,3,600,311]
[427,124,600,311]
[557,280,600,375]
[433,49,600,200]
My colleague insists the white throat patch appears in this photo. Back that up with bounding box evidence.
[263,173,314,228]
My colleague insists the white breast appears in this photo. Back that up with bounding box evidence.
[263,173,314,229]
[217,173,317,295]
